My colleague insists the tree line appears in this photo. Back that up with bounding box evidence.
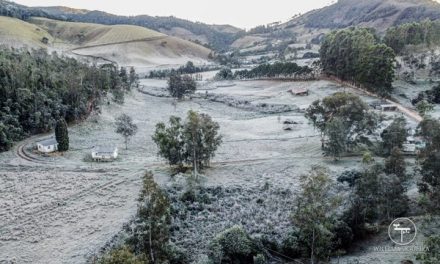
[384,20,440,54]
[320,28,396,97]
[0,48,136,151]
[233,62,315,80]
[147,61,217,79]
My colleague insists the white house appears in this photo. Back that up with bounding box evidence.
[37,138,58,153]
[403,136,426,153]
[91,146,118,161]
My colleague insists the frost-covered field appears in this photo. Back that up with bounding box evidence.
[0,77,416,263]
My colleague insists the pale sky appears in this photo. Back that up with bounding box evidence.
[11,0,336,29]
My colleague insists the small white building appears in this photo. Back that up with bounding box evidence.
[91,146,118,161]
[37,138,58,153]
[403,136,426,153]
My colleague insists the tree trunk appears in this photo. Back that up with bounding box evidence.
[149,221,155,263]
[311,228,315,264]
[193,147,197,180]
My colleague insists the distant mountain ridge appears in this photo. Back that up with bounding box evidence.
[0,15,212,69]
[283,0,440,32]
[230,0,440,52]
[37,6,244,51]
[0,0,244,51]
[2,0,440,53]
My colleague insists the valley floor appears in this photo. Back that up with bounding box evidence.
[0,78,424,263]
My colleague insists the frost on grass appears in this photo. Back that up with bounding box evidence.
[164,173,297,261]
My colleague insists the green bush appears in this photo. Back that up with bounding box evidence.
[209,226,256,264]
[417,235,440,264]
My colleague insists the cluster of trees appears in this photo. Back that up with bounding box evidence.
[417,117,440,213]
[271,160,408,263]
[152,111,222,176]
[305,92,379,159]
[320,28,396,97]
[412,83,440,106]
[384,20,440,54]
[0,48,135,152]
[234,62,314,80]
[147,61,217,79]
[167,74,197,100]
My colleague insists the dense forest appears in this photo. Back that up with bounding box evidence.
[320,28,396,97]
[234,62,314,80]
[0,48,135,151]
[384,20,440,54]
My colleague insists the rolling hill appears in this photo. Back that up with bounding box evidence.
[231,0,440,51]
[0,16,212,69]
[0,16,53,48]
[0,0,243,51]
[285,0,440,31]
[36,6,244,51]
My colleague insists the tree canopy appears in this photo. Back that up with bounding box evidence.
[320,28,396,97]
[167,74,197,100]
[234,62,314,80]
[384,20,440,54]
[305,92,379,158]
[115,114,138,150]
[152,111,222,173]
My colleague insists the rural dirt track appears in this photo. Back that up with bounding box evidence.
[323,76,423,122]
[70,36,168,51]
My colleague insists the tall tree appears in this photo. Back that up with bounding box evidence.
[291,167,340,264]
[417,118,440,213]
[152,111,222,175]
[385,147,407,183]
[55,118,69,151]
[305,92,378,155]
[152,116,185,168]
[115,114,138,150]
[183,111,222,178]
[324,118,347,160]
[127,172,170,263]
[381,117,408,156]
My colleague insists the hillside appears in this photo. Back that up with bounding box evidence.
[285,0,440,31]
[30,17,165,46]
[36,6,244,50]
[231,0,440,56]
[0,16,53,48]
[0,16,212,69]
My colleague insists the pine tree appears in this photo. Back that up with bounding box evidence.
[55,118,69,151]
